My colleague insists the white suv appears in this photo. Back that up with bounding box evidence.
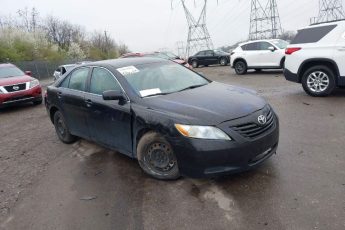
[230,39,288,75]
[284,20,345,96]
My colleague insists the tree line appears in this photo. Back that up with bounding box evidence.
[0,7,130,62]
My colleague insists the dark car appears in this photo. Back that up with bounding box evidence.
[188,50,230,68]
[0,63,42,108]
[45,58,279,180]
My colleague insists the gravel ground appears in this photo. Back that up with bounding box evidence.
[0,68,345,230]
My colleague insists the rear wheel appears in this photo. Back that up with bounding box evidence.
[137,132,180,180]
[234,60,247,75]
[53,111,77,144]
[301,65,336,97]
[192,60,198,68]
[220,58,228,66]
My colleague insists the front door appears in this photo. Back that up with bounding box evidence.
[85,67,132,155]
[57,67,90,139]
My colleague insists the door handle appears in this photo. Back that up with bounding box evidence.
[57,91,62,98]
[85,99,93,107]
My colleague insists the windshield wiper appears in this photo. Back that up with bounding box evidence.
[143,92,172,98]
[178,84,207,92]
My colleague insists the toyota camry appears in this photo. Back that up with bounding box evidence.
[45,58,279,180]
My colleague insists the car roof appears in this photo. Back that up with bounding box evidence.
[239,39,283,46]
[83,57,168,69]
[0,63,16,68]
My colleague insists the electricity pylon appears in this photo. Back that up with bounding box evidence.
[311,0,345,24]
[180,0,214,57]
[249,0,282,40]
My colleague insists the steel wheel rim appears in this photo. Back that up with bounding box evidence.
[56,116,66,137]
[220,59,226,65]
[236,62,244,73]
[307,71,329,93]
[143,142,176,174]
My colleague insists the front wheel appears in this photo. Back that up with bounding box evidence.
[234,60,247,75]
[137,132,180,180]
[301,65,336,97]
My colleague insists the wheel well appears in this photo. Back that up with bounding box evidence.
[233,58,247,66]
[49,107,59,124]
[135,128,153,157]
[298,60,339,83]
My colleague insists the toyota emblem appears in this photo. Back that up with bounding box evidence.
[13,86,19,91]
[258,115,267,125]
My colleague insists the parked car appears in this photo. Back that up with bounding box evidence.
[230,39,289,75]
[53,64,76,81]
[45,58,279,180]
[188,50,230,68]
[121,51,191,69]
[284,20,345,97]
[0,63,42,108]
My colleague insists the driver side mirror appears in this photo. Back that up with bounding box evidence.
[25,71,32,76]
[102,90,126,102]
[268,46,276,52]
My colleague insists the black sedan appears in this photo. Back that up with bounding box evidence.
[45,58,279,180]
[188,50,230,68]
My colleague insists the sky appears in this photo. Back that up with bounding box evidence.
[0,0,343,53]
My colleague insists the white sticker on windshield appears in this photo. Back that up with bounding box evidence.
[117,66,139,76]
[139,88,161,97]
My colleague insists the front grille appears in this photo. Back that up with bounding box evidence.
[4,83,27,92]
[231,109,275,139]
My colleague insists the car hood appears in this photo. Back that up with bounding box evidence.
[143,82,267,125]
[0,75,34,86]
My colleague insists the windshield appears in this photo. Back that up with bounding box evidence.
[0,66,25,78]
[271,40,289,49]
[120,62,209,97]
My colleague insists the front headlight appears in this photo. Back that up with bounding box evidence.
[175,124,231,140]
[29,79,39,88]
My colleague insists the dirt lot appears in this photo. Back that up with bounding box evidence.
[1,67,345,230]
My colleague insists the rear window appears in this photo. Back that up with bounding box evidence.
[291,24,337,44]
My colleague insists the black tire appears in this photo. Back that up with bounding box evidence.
[137,132,180,180]
[33,99,42,105]
[280,59,285,69]
[220,58,228,66]
[234,60,247,75]
[301,65,336,97]
[192,60,198,68]
[53,111,77,144]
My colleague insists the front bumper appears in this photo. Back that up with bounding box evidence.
[0,86,42,108]
[168,110,280,178]
[284,68,300,83]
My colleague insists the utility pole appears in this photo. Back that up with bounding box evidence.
[311,0,345,24]
[179,0,214,57]
[249,0,282,40]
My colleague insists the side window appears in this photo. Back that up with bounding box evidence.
[258,42,272,50]
[68,68,89,91]
[291,24,337,44]
[197,51,205,56]
[60,75,70,88]
[205,50,214,56]
[244,42,259,51]
[90,67,121,95]
[61,67,67,74]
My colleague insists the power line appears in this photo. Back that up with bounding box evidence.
[249,0,283,40]
[311,0,345,24]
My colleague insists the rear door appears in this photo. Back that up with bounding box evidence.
[243,42,261,67]
[205,50,218,65]
[57,67,90,139]
[84,67,132,155]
